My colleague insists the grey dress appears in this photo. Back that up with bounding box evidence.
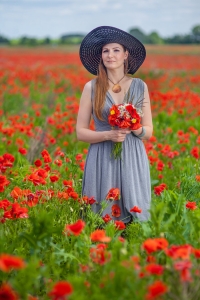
[82,78,151,222]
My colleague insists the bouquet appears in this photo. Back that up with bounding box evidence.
[108,103,143,159]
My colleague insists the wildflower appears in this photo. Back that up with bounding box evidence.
[90,230,111,243]
[146,280,168,300]
[75,154,83,161]
[90,245,111,265]
[114,220,126,230]
[0,283,18,300]
[50,175,59,183]
[111,204,121,217]
[142,238,168,254]
[186,201,197,210]
[34,159,42,167]
[82,196,96,205]
[0,254,26,272]
[156,160,165,171]
[63,180,73,187]
[174,260,192,282]
[106,188,120,200]
[0,199,11,210]
[145,263,164,276]
[64,219,85,236]
[102,214,112,223]
[154,183,167,196]
[3,203,28,219]
[48,281,73,300]
[18,148,27,155]
[0,175,10,192]
[165,244,193,260]
[193,248,200,259]
[130,206,142,213]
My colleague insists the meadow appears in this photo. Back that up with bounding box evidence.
[0,45,200,299]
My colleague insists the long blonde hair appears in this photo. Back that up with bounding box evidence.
[94,46,129,121]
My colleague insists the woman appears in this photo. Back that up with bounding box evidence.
[76,26,153,224]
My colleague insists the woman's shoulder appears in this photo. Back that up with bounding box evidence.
[83,78,97,91]
[133,77,148,89]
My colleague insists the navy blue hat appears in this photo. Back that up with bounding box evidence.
[79,26,146,76]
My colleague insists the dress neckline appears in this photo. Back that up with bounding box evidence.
[107,78,135,106]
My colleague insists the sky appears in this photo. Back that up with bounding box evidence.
[1,0,200,39]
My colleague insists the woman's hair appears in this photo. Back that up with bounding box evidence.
[94,45,129,121]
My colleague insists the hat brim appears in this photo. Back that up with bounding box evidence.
[79,26,146,76]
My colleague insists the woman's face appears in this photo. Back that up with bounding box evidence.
[102,43,128,71]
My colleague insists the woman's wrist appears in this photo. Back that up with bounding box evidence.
[131,126,146,139]
[132,127,143,135]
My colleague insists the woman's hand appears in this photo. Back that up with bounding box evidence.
[108,129,131,142]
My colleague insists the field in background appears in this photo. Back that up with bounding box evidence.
[0,45,200,299]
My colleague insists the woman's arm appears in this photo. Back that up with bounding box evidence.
[131,82,153,140]
[76,81,130,144]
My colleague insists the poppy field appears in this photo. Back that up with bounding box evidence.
[0,45,200,299]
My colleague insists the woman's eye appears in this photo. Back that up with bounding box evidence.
[103,50,108,53]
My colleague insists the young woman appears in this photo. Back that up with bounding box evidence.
[76,26,153,224]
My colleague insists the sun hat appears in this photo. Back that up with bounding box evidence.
[79,25,146,76]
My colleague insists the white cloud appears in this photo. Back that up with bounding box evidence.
[0,0,199,38]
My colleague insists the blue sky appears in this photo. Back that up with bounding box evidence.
[1,0,200,39]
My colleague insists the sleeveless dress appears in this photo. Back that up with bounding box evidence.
[82,78,151,222]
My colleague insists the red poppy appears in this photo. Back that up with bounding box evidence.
[75,153,83,161]
[64,219,85,236]
[0,283,18,300]
[0,175,10,193]
[174,260,192,282]
[106,188,120,200]
[156,160,165,171]
[18,148,27,155]
[145,263,164,276]
[0,199,11,211]
[90,230,111,243]
[154,183,167,196]
[90,245,111,265]
[165,244,193,260]
[50,175,59,183]
[3,203,28,220]
[111,204,121,217]
[82,196,96,205]
[196,175,200,182]
[190,146,199,159]
[146,280,168,299]
[193,248,200,258]
[63,180,73,187]
[142,238,168,254]
[114,220,126,230]
[48,281,73,300]
[130,206,142,213]
[41,149,52,163]
[102,214,112,223]
[186,201,197,210]
[34,159,42,167]
[0,254,26,272]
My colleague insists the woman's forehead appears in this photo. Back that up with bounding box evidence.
[102,43,123,49]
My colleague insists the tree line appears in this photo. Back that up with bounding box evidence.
[0,25,200,46]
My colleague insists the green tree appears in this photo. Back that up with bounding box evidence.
[147,31,164,44]
[191,24,200,43]
[128,27,147,43]
[0,35,10,44]
[19,36,38,46]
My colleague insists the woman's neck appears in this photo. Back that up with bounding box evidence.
[106,69,125,83]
